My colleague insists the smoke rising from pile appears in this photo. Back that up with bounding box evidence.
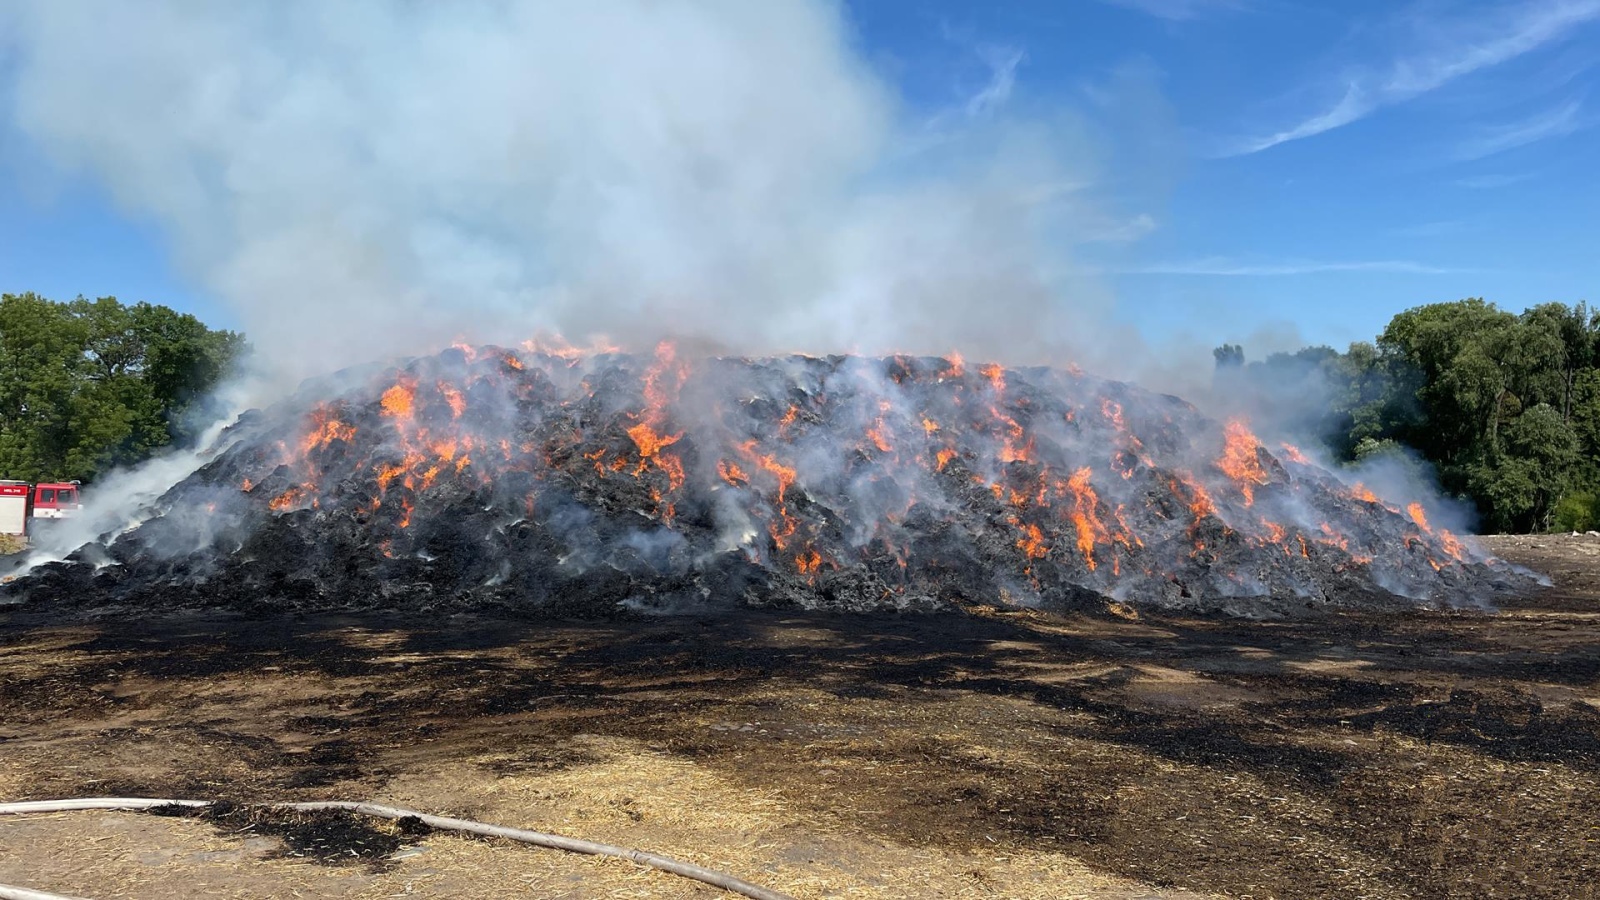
[2,0,1122,379]
[6,347,1525,616]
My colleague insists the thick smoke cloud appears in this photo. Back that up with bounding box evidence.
[1,0,1124,379]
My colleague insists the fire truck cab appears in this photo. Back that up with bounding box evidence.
[0,481,82,536]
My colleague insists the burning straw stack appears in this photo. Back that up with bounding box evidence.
[5,344,1530,616]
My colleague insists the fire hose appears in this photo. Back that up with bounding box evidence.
[0,797,794,900]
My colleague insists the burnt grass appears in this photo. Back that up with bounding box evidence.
[149,802,429,865]
[1,536,1597,899]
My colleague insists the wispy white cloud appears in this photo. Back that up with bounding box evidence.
[1119,257,1466,276]
[896,42,1026,157]
[1454,170,1537,188]
[1224,0,1600,156]
[965,46,1025,117]
[1229,84,1370,155]
[1454,96,1585,158]
[1095,0,1245,21]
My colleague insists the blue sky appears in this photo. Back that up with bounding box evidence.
[2,0,1597,358]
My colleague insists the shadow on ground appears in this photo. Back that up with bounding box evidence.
[3,543,1599,899]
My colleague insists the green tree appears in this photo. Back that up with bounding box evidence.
[1521,301,1599,420]
[1233,298,1600,533]
[0,292,243,483]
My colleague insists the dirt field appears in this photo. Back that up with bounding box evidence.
[1,535,1597,899]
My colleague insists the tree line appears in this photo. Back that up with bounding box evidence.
[0,292,244,484]
[1216,298,1600,534]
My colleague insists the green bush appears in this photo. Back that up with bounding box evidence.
[1552,490,1599,533]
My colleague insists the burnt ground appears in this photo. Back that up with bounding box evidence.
[0,534,1597,899]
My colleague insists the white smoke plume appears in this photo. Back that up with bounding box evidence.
[1,0,1133,382]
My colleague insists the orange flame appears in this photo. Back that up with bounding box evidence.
[1406,502,1429,531]
[1440,531,1465,560]
[1170,474,1215,520]
[1408,502,1466,561]
[268,487,303,512]
[625,341,689,501]
[736,439,800,552]
[381,378,416,420]
[301,405,357,453]
[718,460,749,486]
[439,381,466,419]
[374,461,406,493]
[627,423,681,460]
[1263,520,1286,544]
[739,441,796,501]
[1017,522,1049,559]
[979,362,1005,392]
[867,401,894,453]
[1279,442,1310,464]
[1065,468,1109,570]
[1100,398,1128,433]
[1217,419,1270,505]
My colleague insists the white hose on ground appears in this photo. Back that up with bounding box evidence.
[0,884,94,900]
[0,799,208,814]
[0,798,795,900]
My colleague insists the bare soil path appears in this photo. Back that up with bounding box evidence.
[1,534,1597,898]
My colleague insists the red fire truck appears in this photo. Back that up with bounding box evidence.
[0,481,83,537]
